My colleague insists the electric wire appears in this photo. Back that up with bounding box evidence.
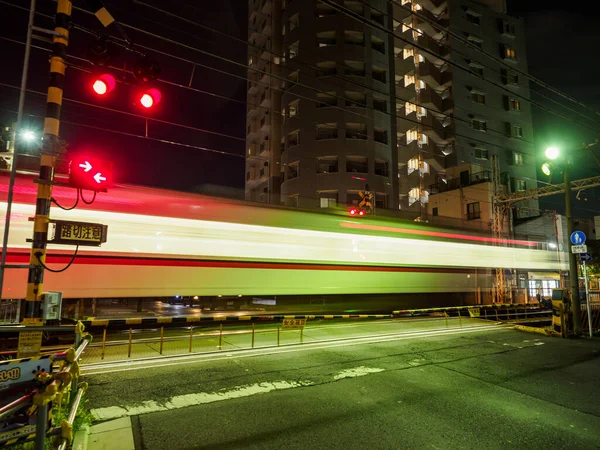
[36,245,79,273]
[318,0,600,135]
[386,0,600,121]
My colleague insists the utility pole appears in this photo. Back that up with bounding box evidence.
[563,161,581,335]
[21,0,72,323]
[491,155,507,303]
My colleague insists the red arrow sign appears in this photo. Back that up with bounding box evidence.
[69,156,113,191]
[79,161,93,172]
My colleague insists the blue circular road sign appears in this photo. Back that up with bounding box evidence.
[570,231,586,245]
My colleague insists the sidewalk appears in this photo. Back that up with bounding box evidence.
[73,417,135,450]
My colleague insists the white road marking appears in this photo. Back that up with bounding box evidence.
[91,380,314,422]
[334,366,384,380]
[83,324,510,375]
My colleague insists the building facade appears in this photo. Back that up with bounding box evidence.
[246,0,539,218]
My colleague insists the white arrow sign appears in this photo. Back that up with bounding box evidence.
[93,173,106,184]
[79,161,92,172]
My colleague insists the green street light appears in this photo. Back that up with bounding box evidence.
[541,162,552,176]
[545,146,560,160]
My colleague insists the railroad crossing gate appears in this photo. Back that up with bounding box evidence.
[358,190,373,212]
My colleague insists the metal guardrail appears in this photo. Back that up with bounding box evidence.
[0,322,91,449]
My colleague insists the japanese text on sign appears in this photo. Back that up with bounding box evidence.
[282,318,306,329]
[52,220,108,247]
[60,223,103,242]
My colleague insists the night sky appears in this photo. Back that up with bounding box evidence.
[1,0,599,217]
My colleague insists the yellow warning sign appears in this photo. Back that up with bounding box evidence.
[358,190,373,209]
[282,318,306,329]
[17,331,43,358]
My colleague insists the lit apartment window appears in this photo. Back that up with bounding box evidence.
[289,13,299,31]
[471,90,486,104]
[289,41,299,59]
[345,91,366,108]
[344,61,365,77]
[317,61,336,77]
[407,157,419,174]
[469,62,484,77]
[248,56,254,66]
[344,31,365,46]
[467,202,481,220]
[317,156,338,173]
[317,31,336,47]
[288,130,299,147]
[373,97,387,112]
[404,74,415,87]
[503,45,517,60]
[403,48,414,60]
[513,151,525,165]
[316,123,338,140]
[502,20,516,36]
[466,11,480,26]
[467,35,483,49]
[346,122,367,140]
[472,118,487,131]
[288,70,299,84]
[374,128,387,144]
[505,96,521,111]
[287,161,299,180]
[407,101,418,116]
[474,147,489,160]
[408,188,421,206]
[372,36,385,54]
[406,129,418,144]
[288,99,298,117]
[317,92,336,108]
[501,69,519,85]
[346,156,368,173]
[320,196,337,208]
[515,179,526,191]
[506,123,523,138]
[372,65,386,83]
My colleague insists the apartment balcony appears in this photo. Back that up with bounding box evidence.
[419,112,454,145]
[415,34,450,65]
[259,143,269,157]
[259,166,269,181]
[247,106,260,120]
[260,0,271,15]
[417,87,453,114]
[247,143,259,159]
[247,82,259,96]
[403,8,448,39]
[417,59,452,90]
[429,170,491,194]
[415,0,448,16]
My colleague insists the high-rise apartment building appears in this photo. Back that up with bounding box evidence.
[246,0,538,218]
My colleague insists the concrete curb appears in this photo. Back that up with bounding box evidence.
[72,424,90,450]
[513,324,554,336]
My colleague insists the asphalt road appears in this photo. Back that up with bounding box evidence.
[83,321,600,450]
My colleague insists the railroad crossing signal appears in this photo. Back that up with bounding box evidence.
[69,155,113,191]
[358,190,373,212]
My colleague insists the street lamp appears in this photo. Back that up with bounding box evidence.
[21,130,37,142]
[542,146,582,335]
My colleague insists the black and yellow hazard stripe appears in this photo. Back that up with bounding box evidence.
[0,354,51,367]
[24,0,72,320]
[82,314,393,328]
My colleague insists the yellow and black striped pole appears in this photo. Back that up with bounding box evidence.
[22,0,72,323]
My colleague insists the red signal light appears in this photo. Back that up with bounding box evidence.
[349,208,357,215]
[138,88,162,109]
[69,155,113,191]
[359,210,365,216]
[92,74,116,96]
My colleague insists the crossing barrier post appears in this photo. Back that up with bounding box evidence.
[251,323,255,348]
[100,327,106,360]
[189,326,193,353]
[127,328,132,358]
[159,326,164,355]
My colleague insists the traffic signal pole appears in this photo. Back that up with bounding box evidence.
[22,0,72,322]
[564,163,582,335]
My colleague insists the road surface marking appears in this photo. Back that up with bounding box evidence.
[334,366,384,380]
[92,380,314,421]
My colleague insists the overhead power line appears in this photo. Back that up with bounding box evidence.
[319,0,600,136]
